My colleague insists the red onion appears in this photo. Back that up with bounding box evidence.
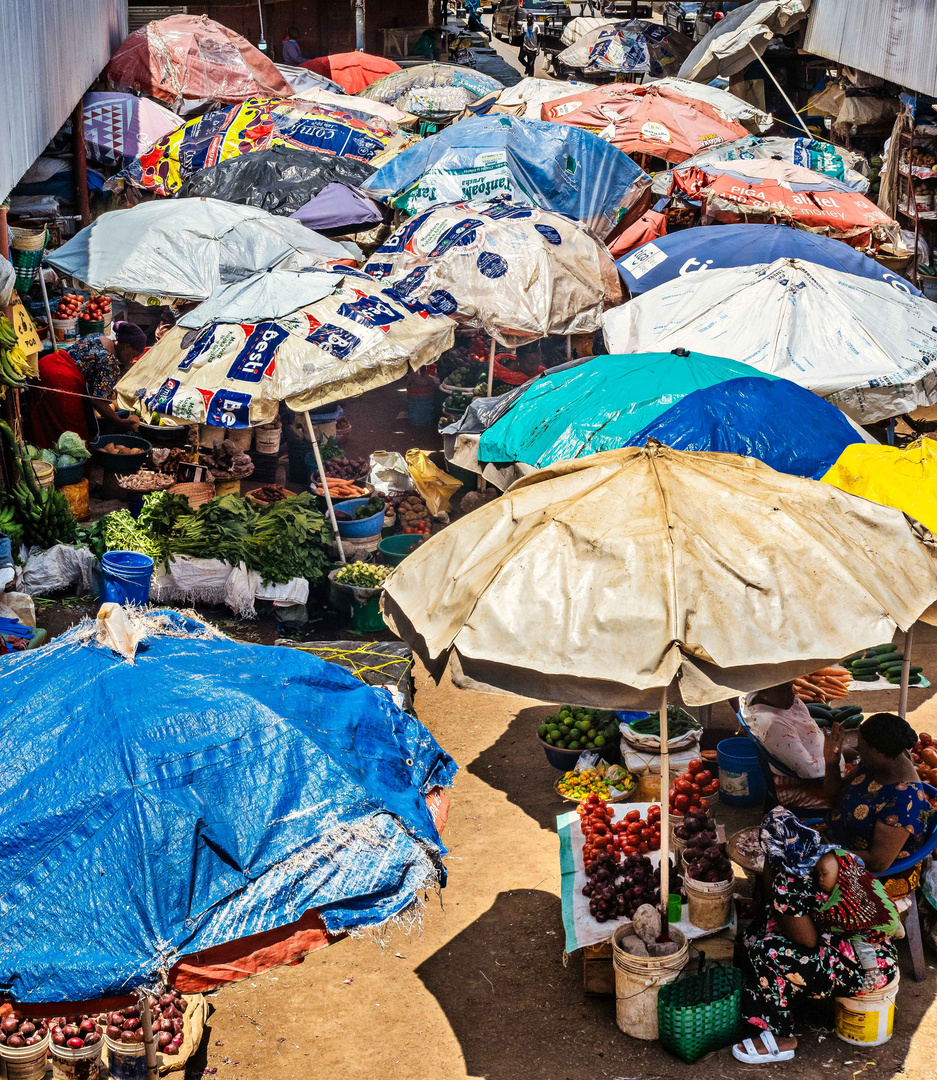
[66,1038,84,1049]
[157,1032,173,1049]
[1,1018,18,1036]
[6,1035,25,1048]
[122,1019,140,1032]
[163,1045,179,1056]
[158,1019,173,1033]
[0,1033,7,1046]
[52,1029,67,1046]
[63,1025,79,1039]
[24,1036,41,1047]
[78,1019,95,1035]
[121,1006,140,1019]
[84,1032,101,1046]
[171,1019,183,1035]
[108,1013,123,1027]
[162,1006,177,1020]
[120,1031,137,1044]
[19,1022,35,1038]
[159,994,173,1008]
[106,1026,122,1040]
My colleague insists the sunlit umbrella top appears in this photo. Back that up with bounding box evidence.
[358,63,504,120]
[557,20,692,77]
[304,52,402,94]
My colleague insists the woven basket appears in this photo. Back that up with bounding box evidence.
[168,481,215,509]
[10,226,47,251]
[657,966,742,1063]
[10,226,47,293]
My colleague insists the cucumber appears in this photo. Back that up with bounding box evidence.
[842,715,863,730]
[867,644,900,655]
[871,652,903,665]
[833,706,862,720]
[854,674,879,682]
[849,660,884,673]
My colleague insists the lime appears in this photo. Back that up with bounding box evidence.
[568,740,580,750]
[559,724,570,737]
[537,724,548,737]
[586,740,595,749]
[595,734,607,747]
[587,728,596,740]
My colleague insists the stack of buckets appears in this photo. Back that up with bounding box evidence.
[100,551,155,606]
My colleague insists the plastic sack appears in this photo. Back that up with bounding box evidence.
[16,544,96,595]
[369,451,412,495]
[406,449,461,516]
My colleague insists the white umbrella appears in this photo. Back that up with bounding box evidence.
[602,258,937,424]
[46,198,358,303]
[296,85,414,128]
[650,77,772,133]
[383,443,937,925]
[492,77,588,119]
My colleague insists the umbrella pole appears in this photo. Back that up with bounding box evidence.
[899,625,915,720]
[37,267,55,349]
[659,685,670,937]
[566,336,572,363]
[140,997,158,1080]
[487,336,495,397]
[303,411,346,564]
[749,43,811,137]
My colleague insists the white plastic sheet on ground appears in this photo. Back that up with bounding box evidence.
[46,199,358,303]
[383,444,937,708]
[602,258,937,424]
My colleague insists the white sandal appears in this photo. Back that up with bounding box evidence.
[731,1030,796,1064]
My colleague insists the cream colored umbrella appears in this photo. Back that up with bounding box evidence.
[383,443,937,926]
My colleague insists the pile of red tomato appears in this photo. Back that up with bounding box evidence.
[53,292,84,319]
[80,295,111,321]
[579,795,662,870]
[669,757,720,815]
[911,732,937,785]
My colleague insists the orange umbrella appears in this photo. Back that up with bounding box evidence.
[303,52,401,94]
[670,157,901,250]
[541,83,747,165]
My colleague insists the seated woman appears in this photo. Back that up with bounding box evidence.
[734,807,901,1064]
[28,324,146,448]
[744,681,829,809]
[825,712,932,895]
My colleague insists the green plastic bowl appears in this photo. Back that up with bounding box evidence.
[378,534,423,566]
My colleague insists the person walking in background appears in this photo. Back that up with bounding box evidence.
[281,27,306,66]
[519,14,540,78]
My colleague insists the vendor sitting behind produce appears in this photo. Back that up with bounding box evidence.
[744,682,832,810]
[28,324,146,449]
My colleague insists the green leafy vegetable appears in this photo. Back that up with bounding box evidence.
[246,492,333,586]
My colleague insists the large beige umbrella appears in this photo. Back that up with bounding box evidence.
[383,444,937,925]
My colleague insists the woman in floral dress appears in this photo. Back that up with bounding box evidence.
[733,808,901,1064]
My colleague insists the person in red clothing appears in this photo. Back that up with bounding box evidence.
[28,324,146,448]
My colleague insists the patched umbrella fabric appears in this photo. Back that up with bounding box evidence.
[116,98,394,196]
[46,199,356,304]
[0,610,455,1002]
[603,258,937,424]
[276,62,343,95]
[557,21,692,78]
[115,268,455,427]
[624,376,867,479]
[491,77,590,119]
[362,115,650,241]
[104,14,291,116]
[670,157,900,249]
[383,444,937,708]
[478,350,774,471]
[362,201,621,345]
[358,64,504,121]
[541,83,749,165]
[82,91,184,166]
[296,85,413,127]
[176,146,376,217]
[822,439,937,535]
[616,223,921,297]
[304,52,402,94]
[679,0,811,83]
[650,77,772,133]
[652,134,870,197]
[560,17,618,46]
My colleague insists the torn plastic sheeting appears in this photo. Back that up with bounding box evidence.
[177,269,340,328]
[151,555,308,618]
[0,609,456,1002]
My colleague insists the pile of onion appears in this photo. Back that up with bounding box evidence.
[105,990,188,1056]
[48,1015,103,1051]
[0,1013,49,1048]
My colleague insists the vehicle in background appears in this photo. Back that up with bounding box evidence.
[492,0,569,44]
[662,1,702,36]
[693,1,742,41]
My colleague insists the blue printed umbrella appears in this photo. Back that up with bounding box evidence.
[363,200,622,346]
[556,20,692,77]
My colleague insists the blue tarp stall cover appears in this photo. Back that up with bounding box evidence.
[361,114,651,241]
[0,611,455,1003]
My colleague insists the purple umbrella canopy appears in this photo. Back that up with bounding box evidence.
[83,91,184,166]
[288,182,384,232]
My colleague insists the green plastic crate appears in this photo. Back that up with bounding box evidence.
[657,966,742,1063]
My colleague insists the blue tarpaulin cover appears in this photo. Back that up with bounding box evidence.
[361,115,650,241]
[624,377,864,479]
[0,611,455,1003]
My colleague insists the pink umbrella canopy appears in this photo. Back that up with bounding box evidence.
[104,14,291,116]
[82,92,184,166]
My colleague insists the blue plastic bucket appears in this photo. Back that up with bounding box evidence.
[100,551,154,606]
[716,737,766,807]
[407,393,438,427]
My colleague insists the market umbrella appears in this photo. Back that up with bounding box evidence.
[0,608,456,1007]
[678,0,812,82]
[559,16,618,46]
[487,77,588,119]
[650,77,772,133]
[477,350,773,474]
[296,84,414,128]
[275,62,343,95]
[357,63,504,122]
[556,20,692,78]
[361,115,651,241]
[81,91,183,167]
[289,184,385,234]
[602,257,937,424]
[540,83,749,165]
[46,199,357,304]
[175,146,376,217]
[362,200,622,347]
[115,97,395,197]
[304,52,402,94]
[382,443,937,924]
[670,157,900,249]
[651,133,870,197]
[104,13,291,116]
[616,223,922,297]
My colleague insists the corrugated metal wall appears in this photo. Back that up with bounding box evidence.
[0,0,129,202]
[805,0,937,97]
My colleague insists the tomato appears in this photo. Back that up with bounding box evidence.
[698,798,710,812]
[921,732,933,747]
[627,822,643,836]
[637,842,649,854]
[674,778,694,795]
[625,809,641,822]
[647,805,661,821]
[622,844,637,857]
[923,748,937,768]
[673,793,691,812]
[687,758,703,774]
[638,828,650,842]
[648,835,660,851]
[694,770,712,786]
[701,781,720,797]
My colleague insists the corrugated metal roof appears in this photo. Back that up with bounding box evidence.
[128,6,187,34]
[0,0,128,202]
[805,0,937,97]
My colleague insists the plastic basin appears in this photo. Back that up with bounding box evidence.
[136,422,190,448]
[538,734,620,770]
[89,434,151,474]
[378,533,423,565]
[334,497,384,539]
[54,460,85,486]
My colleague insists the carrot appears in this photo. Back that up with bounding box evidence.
[813,667,850,677]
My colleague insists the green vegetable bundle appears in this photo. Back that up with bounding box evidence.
[629,706,700,738]
[334,561,391,589]
[246,492,333,586]
[169,493,257,565]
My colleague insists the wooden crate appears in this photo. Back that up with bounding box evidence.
[583,941,615,996]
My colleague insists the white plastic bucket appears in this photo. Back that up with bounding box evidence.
[254,425,281,454]
[835,972,900,1047]
[103,1034,147,1080]
[51,1037,103,1080]
[0,1032,51,1080]
[612,923,688,1040]
[684,870,734,931]
[52,315,78,342]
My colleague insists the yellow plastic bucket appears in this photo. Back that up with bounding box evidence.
[835,972,900,1047]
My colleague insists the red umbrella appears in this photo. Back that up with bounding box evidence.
[541,82,748,165]
[105,14,291,115]
[671,157,901,249]
[303,52,401,94]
